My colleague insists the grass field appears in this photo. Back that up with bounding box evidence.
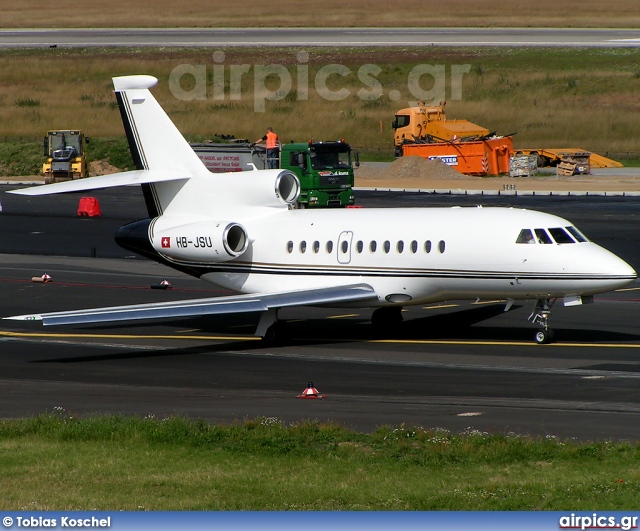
[0,46,639,175]
[1,414,639,510]
[4,0,640,28]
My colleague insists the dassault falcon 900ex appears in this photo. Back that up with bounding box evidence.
[5,75,637,344]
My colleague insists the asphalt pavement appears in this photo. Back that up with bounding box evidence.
[1,186,639,441]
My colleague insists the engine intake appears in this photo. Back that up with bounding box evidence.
[274,170,300,205]
[151,219,249,263]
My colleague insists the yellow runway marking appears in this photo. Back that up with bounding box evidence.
[2,330,639,349]
[327,313,360,319]
[472,300,505,305]
[422,304,459,310]
[366,338,640,349]
[616,287,640,292]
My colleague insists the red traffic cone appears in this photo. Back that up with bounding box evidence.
[32,273,52,283]
[297,381,326,399]
[150,278,172,290]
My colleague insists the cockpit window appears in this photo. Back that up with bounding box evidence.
[534,229,553,244]
[516,229,535,244]
[566,226,588,242]
[549,227,575,244]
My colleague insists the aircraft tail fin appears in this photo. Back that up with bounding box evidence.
[113,75,208,217]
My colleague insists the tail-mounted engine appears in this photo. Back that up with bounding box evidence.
[273,170,300,205]
[150,219,249,263]
[216,169,300,209]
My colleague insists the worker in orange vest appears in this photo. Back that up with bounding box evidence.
[255,127,279,169]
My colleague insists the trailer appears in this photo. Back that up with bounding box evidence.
[517,148,622,169]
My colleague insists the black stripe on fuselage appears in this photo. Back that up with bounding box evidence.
[149,255,634,282]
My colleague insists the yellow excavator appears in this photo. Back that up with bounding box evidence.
[42,130,89,184]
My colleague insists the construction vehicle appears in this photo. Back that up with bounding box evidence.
[392,101,514,176]
[191,140,356,208]
[42,130,89,184]
[393,100,490,153]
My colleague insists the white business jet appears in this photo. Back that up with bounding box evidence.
[5,75,637,344]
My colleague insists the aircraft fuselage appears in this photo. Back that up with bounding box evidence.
[118,205,635,309]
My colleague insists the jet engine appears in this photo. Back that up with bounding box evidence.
[216,169,300,209]
[150,219,249,263]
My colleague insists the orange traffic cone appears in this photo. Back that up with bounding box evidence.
[297,382,326,399]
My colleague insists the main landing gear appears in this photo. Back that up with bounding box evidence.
[371,306,403,332]
[256,308,290,345]
[529,298,556,344]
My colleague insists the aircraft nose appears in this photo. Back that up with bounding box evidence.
[572,244,637,291]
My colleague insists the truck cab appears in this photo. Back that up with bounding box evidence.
[280,141,356,208]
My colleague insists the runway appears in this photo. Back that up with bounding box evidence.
[1,186,640,441]
[1,28,640,48]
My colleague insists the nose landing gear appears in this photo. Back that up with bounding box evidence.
[529,298,556,344]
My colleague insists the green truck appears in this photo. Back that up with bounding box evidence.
[191,141,357,208]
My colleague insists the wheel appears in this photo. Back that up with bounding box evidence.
[534,328,554,344]
[261,320,290,345]
[371,307,403,332]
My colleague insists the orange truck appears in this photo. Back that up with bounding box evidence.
[392,101,514,176]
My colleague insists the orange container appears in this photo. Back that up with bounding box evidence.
[401,136,513,176]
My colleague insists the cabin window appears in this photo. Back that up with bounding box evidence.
[356,240,363,253]
[397,241,404,253]
[566,226,588,243]
[394,114,410,128]
[411,240,418,253]
[313,241,320,253]
[535,229,553,244]
[383,240,391,253]
[370,241,377,253]
[289,152,304,167]
[549,227,575,244]
[341,240,349,254]
[299,241,307,253]
[438,240,445,253]
[326,241,334,253]
[424,240,432,253]
[516,229,535,244]
[286,241,293,253]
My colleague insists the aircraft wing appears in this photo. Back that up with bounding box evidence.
[8,169,190,196]
[3,283,378,326]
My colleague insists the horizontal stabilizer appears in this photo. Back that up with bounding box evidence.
[8,170,190,196]
[4,284,377,327]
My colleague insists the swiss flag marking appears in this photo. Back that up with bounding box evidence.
[161,237,171,248]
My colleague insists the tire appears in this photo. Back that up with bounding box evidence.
[261,321,290,345]
[371,307,403,331]
[534,329,554,344]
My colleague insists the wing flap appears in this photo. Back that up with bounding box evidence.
[4,283,377,327]
[8,169,190,196]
